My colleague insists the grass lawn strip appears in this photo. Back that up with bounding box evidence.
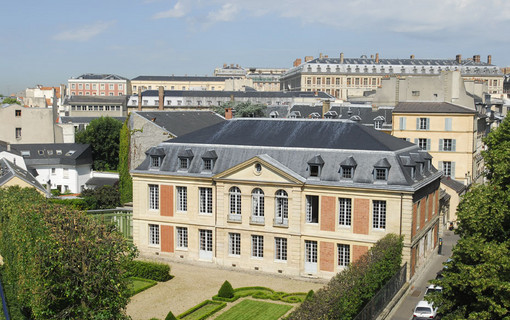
[128,277,158,296]
[214,300,292,320]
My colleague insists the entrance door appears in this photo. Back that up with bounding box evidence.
[304,240,317,274]
[199,229,213,260]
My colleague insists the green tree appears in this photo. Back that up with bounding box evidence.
[482,115,510,189]
[214,101,267,118]
[2,97,20,105]
[76,116,123,171]
[118,117,133,204]
[218,280,234,298]
[0,186,137,319]
[81,184,121,209]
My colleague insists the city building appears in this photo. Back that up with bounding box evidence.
[23,85,65,109]
[132,119,441,279]
[0,156,47,195]
[11,143,92,194]
[127,89,334,112]
[214,64,288,91]
[0,103,63,144]
[280,53,504,100]
[128,110,225,170]
[131,76,226,94]
[68,74,130,97]
[62,95,128,117]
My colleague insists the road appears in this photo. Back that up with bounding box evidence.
[388,229,459,320]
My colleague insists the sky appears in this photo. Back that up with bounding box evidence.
[1,0,509,95]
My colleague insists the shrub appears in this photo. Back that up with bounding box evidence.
[218,280,234,298]
[165,311,177,320]
[305,290,314,301]
[125,260,172,282]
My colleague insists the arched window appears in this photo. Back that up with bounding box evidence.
[252,188,265,220]
[229,187,241,215]
[275,190,288,223]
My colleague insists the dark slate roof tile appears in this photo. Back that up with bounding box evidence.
[134,111,225,137]
[394,102,476,114]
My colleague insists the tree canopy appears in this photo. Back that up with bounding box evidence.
[75,116,123,171]
[214,101,267,118]
[2,97,20,105]
[430,116,510,319]
[118,117,133,204]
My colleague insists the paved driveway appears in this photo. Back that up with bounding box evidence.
[126,259,326,320]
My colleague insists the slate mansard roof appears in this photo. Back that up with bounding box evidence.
[134,111,225,137]
[394,102,477,114]
[136,90,333,99]
[0,158,46,193]
[10,143,92,166]
[134,119,441,191]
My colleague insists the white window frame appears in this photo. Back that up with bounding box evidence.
[338,198,352,226]
[229,186,242,215]
[149,184,159,210]
[374,168,388,181]
[306,195,319,223]
[275,190,288,220]
[199,187,213,214]
[176,186,187,212]
[373,200,386,230]
[251,188,265,220]
[149,224,160,246]
[338,244,350,267]
[229,233,241,256]
[275,237,287,261]
[176,227,188,248]
[251,235,264,258]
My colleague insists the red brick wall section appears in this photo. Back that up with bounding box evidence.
[352,245,368,263]
[160,185,174,217]
[353,199,369,235]
[428,194,433,221]
[320,196,336,232]
[434,223,438,247]
[420,199,426,231]
[412,203,417,238]
[411,246,416,277]
[435,189,440,217]
[161,225,174,253]
[319,241,335,272]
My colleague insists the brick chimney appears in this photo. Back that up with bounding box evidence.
[138,87,142,111]
[293,58,302,67]
[340,52,344,64]
[305,56,314,62]
[473,55,481,63]
[456,54,462,63]
[410,54,415,59]
[225,108,233,119]
[488,55,492,65]
[322,100,330,118]
[158,86,164,110]
[319,52,323,59]
[375,53,379,64]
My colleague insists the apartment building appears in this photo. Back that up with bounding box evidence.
[281,53,503,99]
[131,76,226,94]
[68,74,130,96]
[132,119,442,279]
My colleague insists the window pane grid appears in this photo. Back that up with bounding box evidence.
[229,233,241,255]
[275,190,288,219]
[375,168,387,180]
[251,235,264,258]
[305,240,317,263]
[149,224,160,245]
[252,189,265,217]
[338,198,352,226]
[199,187,213,214]
[177,227,188,248]
[149,184,159,210]
[177,186,187,211]
[373,200,387,229]
[338,244,350,267]
[342,166,352,179]
[275,237,287,261]
[229,187,242,215]
[200,230,212,251]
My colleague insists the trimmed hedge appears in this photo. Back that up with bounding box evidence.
[288,233,404,320]
[176,300,226,320]
[165,311,177,320]
[128,277,158,296]
[125,260,172,282]
[218,280,234,298]
[212,286,305,304]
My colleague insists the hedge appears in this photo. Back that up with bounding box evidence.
[288,233,404,320]
[175,300,226,320]
[125,260,172,282]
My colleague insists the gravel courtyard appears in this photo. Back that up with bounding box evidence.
[126,259,326,320]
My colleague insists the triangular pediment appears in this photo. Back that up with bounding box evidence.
[214,154,305,185]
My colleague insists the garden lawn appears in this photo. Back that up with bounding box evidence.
[215,300,292,320]
[128,277,157,296]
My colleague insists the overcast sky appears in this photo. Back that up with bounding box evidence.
[1,0,509,95]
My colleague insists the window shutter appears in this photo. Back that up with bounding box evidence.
[445,118,452,131]
[399,117,405,130]
[451,162,456,178]
[438,161,443,172]
[416,118,420,129]
[439,139,443,151]
[426,118,430,130]
[414,138,418,145]
[452,139,456,152]
[427,139,431,151]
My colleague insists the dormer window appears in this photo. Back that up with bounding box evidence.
[373,158,391,182]
[151,156,161,168]
[203,159,213,171]
[179,158,190,169]
[339,156,357,180]
[307,155,324,178]
[146,147,166,170]
[177,149,194,170]
[201,150,217,172]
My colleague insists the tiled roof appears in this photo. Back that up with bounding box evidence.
[132,75,226,82]
[309,57,495,67]
[393,102,476,114]
[0,158,47,193]
[73,74,128,80]
[10,143,92,166]
[441,176,467,194]
[138,90,333,99]
[134,111,225,137]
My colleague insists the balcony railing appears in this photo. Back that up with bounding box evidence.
[273,217,288,227]
[250,215,265,224]
[227,213,242,222]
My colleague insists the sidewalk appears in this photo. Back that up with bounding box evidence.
[387,230,459,320]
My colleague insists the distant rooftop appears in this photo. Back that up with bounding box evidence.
[71,73,128,81]
[132,75,226,82]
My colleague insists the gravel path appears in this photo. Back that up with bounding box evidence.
[126,258,326,320]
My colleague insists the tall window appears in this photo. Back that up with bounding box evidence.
[229,187,242,215]
[305,240,317,263]
[252,188,265,217]
[199,229,213,252]
[338,198,352,226]
[440,139,455,152]
[275,190,288,220]
[176,227,188,248]
[199,187,213,214]
[373,200,386,229]
[306,195,319,223]
[15,128,21,139]
[229,233,241,256]
[418,118,430,130]
[417,138,429,150]
[338,244,350,267]
[176,186,187,212]
[252,235,264,258]
[275,237,287,261]
[443,161,453,177]
[149,184,159,210]
[149,224,160,245]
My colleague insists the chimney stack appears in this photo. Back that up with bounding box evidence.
[319,52,323,59]
[138,87,142,111]
[223,63,227,68]
[488,55,492,65]
[340,52,344,64]
[473,55,481,63]
[305,56,314,62]
[293,58,302,67]
[225,108,233,120]
[375,53,379,64]
[370,54,374,59]
[410,54,415,59]
[456,54,462,63]
[158,86,164,110]
[322,100,331,118]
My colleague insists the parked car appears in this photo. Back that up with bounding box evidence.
[425,284,443,296]
[413,300,438,319]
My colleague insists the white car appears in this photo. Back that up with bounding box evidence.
[413,300,438,319]
[425,284,443,296]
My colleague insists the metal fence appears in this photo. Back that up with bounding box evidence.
[88,208,133,243]
[353,263,407,320]
[0,275,10,320]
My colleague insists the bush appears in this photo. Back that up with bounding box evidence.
[165,311,177,320]
[125,260,172,282]
[48,198,88,210]
[218,280,234,298]
[305,290,314,301]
